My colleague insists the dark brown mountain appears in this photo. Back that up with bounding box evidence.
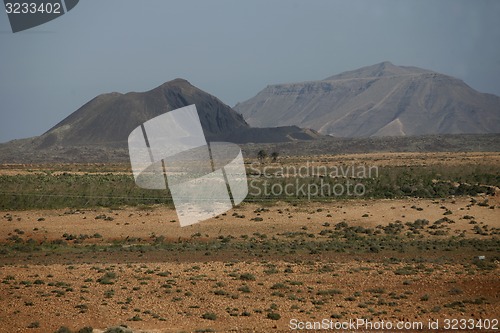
[0,79,321,162]
[39,78,249,148]
[234,62,500,137]
[38,78,319,148]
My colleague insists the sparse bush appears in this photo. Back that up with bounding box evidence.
[213,289,227,296]
[104,327,133,333]
[239,273,256,281]
[449,288,463,295]
[267,312,281,320]
[128,314,142,321]
[77,328,93,333]
[201,312,217,320]
[431,306,441,313]
[27,322,40,328]
[238,285,251,293]
[394,266,416,275]
[472,258,497,270]
[366,288,385,294]
[270,283,287,290]
[98,271,117,285]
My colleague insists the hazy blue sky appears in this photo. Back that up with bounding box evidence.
[1,0,499,143]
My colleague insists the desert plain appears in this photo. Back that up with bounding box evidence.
[0,152,498,333]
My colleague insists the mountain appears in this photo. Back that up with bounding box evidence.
[0,79,320,162]
[38,78,248,148]
[38,78,321,148]
[234,62,500,137]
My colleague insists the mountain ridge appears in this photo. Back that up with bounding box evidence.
[323,61,432,80]
[0,79,321,162]
[36,78,322,148]
[40,78,251,148]
[234,62,500,137]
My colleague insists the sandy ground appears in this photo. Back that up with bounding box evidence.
[0,152,498,332]
[0,195,498,243]
[0,195,499,333]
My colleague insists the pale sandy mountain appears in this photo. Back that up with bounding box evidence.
[234,62,500,137]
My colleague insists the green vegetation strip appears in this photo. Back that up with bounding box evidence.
[0,165,498,210]
[1,235,499,262]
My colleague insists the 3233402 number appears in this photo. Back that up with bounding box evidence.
[5,2,61,14]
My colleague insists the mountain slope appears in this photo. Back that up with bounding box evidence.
[0,79,321,162]
[35,79,322,149]
[39,78,250,148]
[234,62,500,137]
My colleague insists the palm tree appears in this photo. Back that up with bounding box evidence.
[271,152,279,162]
[257,150,267,163]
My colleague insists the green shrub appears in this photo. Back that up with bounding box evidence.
[27,322,40,328]
[238,285,251,293]
[270,283,287,290]
[54,327,72,333]
[317,289,343,295]
[473,258,497,270]
[104,327,133,333]
[239,273,256,281]
[77,328,93,333]
[267,312,281,320]
[201,312,217,320]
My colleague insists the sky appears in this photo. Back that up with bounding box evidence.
[1,0,499,143]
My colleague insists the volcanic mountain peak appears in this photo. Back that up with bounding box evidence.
[0,78,321,162]
[37,78,251,148]
[150,78,199,98]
